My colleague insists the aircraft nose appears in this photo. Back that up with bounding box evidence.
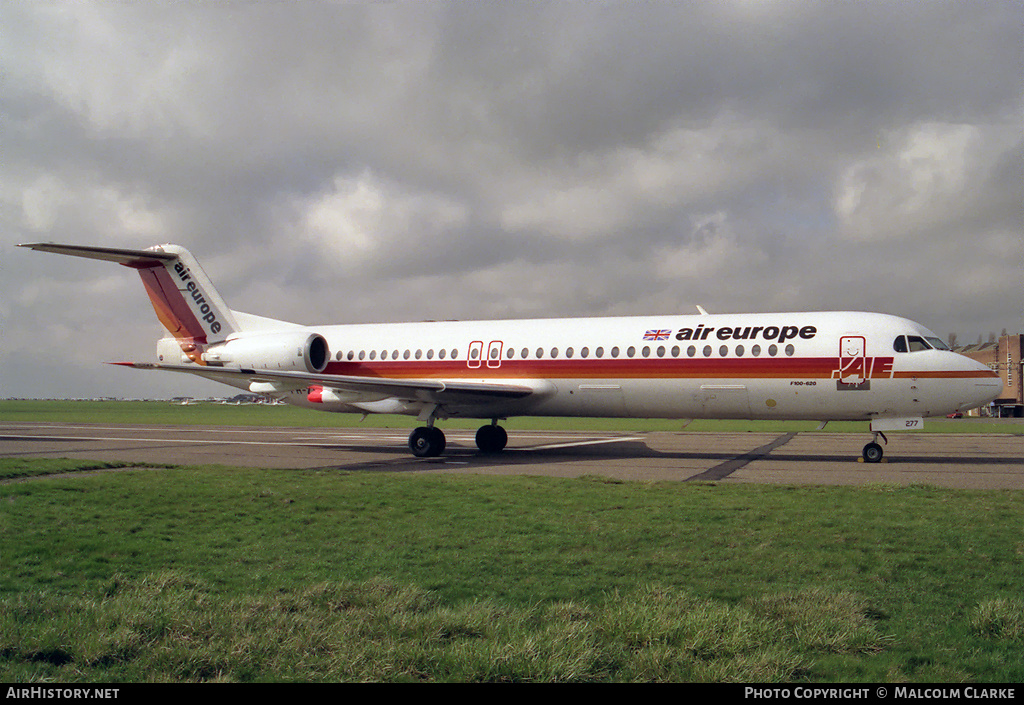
[960,356,1002,410]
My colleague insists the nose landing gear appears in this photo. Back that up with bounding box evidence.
[862,431,888,463]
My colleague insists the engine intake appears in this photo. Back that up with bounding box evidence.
[201,331,329,373]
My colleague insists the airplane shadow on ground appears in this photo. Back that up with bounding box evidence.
[308,433,1024,482]
[6,430,1021,485]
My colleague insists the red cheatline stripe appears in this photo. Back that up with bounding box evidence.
[315,357,993,381]
[136,265,207,344]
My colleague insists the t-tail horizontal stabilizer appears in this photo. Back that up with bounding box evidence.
[19,242,239,362]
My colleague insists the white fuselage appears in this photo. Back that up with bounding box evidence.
[272,311,999,423]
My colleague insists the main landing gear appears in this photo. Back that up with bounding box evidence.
[409,425,446,458]
[407,421,508,458]
[475,423,508,454]
[862,431,888,463]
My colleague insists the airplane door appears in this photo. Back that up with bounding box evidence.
[487,340,503,369]
[467,340,503,369]
[834,335,869,388]
[468,341,484,369]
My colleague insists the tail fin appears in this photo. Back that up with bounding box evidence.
[18,243,239,361]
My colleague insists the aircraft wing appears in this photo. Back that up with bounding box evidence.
[111,362,540,404]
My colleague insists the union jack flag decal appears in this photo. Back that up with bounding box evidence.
[643,329,671,341]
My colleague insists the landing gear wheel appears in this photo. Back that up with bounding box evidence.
[409,426,446,458]
[862,442,884,464]
[475,424,508,453]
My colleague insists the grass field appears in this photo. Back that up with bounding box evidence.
[2,457,1022,682]
[1,401,1022,682]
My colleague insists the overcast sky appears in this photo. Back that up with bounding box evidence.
[2,1,1021,399]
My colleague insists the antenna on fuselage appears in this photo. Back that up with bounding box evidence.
[696,305,709,315]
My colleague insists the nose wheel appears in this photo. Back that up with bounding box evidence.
[862,431,887,463]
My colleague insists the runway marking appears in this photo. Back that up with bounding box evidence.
[0,429,639,454]
[4,424,622,444]
[685,432,797,482]
[0,434,374,449]
[3,424,314,435]
[523,436,645,451]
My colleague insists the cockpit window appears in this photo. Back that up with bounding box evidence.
[895,335,942,353]
[907,335,931,352]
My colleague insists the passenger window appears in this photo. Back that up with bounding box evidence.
[751,345,761,357]
[581,347,589,358]
[551,347,559,358]
[719,345,729,357]
[611,346,620,358]
[536,348,544,358]
[427,349,434,360]
[595,347,604,358]
[768,345,778,356]
[703,345,713,357]
[438,349,446,360]
[566,347,574,358]
[687,345,696,357]
[642,346,651,357]
[671,346,680,357]
[736,345,744,357]
[785,344,795,356]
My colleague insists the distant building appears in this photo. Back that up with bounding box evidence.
[956,334,1023,417]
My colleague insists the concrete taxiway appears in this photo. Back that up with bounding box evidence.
[2,422,1022,489]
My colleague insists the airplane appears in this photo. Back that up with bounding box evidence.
[19,242,1003,463]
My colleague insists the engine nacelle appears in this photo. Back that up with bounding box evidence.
[201,331,329,373]
[157,336,200,365]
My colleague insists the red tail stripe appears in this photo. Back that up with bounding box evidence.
[135,265,208,344]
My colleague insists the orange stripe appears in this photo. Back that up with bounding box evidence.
[892,370,996,379]
[136,266,207,343]
[136,265,208,364]
[320,357,994,381]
